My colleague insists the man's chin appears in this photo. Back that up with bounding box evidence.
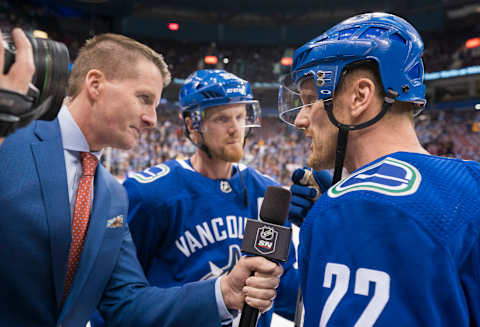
[308,153,332,171]
[220,148,243,163]
[116,137,137,151]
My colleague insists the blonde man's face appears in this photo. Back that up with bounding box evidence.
[200,103,247,163]
[91,57,164,150]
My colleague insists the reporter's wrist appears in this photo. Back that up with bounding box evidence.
[220,273,240,311]
[216,276,238,323]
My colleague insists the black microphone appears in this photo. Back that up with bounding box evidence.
[239,186,292,327]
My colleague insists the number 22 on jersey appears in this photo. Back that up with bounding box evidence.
[320,263,390,327]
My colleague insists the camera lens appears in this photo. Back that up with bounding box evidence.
[2,32,70,121]
[28,35,70,120]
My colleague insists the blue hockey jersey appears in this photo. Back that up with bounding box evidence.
[124,159,298,326]
[299,152,480,327]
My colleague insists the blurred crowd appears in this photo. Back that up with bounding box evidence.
[107,107,311,186]
[416,110,480,161]
[107,108,480,186]
[3,0,480,185]
[4,0,480,84]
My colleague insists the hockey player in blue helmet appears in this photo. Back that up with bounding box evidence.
[279,12,480,326]
[121,69,299,327]
[179,69,261,160]
[279,12,426,182]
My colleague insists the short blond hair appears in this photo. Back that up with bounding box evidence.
[68,33,171,99]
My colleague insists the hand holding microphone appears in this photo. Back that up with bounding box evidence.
[289,168,332,227]
[220,256,283,313]
[239,186,293,327]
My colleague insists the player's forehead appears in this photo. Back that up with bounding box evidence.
[205,103,247,118]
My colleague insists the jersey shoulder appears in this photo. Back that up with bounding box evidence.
[327,153,479,200]
[322,152,480,245]
[123,159,193,202]
[241,164,279,188]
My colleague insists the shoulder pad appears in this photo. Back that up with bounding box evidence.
[243,165,279,186]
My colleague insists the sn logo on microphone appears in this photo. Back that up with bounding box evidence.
[254,226,278,255]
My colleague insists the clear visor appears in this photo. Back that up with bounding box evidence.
[278,67,337,127]
[197,100,262,132]
[243,101,262,128]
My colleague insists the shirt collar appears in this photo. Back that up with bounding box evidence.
[58,105,103,160]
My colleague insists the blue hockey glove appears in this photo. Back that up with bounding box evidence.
[288,168,332,227]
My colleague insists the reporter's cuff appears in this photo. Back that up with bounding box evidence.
[215,275,239,325]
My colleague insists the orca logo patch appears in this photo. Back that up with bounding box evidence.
[129,164,170,183]
[328,157,421,198]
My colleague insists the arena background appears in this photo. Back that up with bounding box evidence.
[4,0,480,325]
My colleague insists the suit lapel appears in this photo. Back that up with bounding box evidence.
[31,120,71,312]
[62,165,111,310]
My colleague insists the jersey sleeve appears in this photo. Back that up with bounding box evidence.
[458,223,480,325]
[123,178,169,273]
[273,239,299,321]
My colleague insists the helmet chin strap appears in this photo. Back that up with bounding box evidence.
[324,90,397,184]
[243,127,252,148]
[182,116,213,159]
[198,132,213,159]
[332,127,349,184]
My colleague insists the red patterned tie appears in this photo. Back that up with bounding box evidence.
[63,152,98,302]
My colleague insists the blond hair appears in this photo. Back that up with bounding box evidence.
[68,33,171,99]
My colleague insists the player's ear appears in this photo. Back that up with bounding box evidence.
[350,77,375,119]
[85,69,105,101]
[184,117,194,133]
[184,117,200,142]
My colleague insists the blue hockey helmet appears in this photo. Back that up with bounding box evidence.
[278,12,426,126]
[179,69,261,131]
